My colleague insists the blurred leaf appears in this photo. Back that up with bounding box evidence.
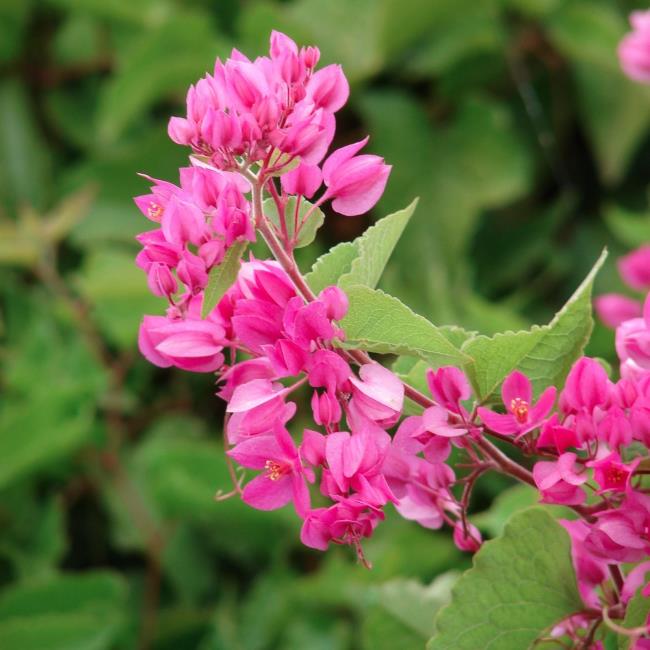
[0,572,127,650]
[605,205,650,248]
[202,240,247,318]
[0,81,52,212]
[340,286,470,366]
[75,247,163,347]
[263,197,325,249]
[363,574,457,650]
[401,1,504,77]
[618,588,650,649]
[96,13,228,144]
[0,489,66,580]
[462,249,606,402]
[46,0,174,27]
[546,3,650,184]
[0,1,30,63]
[53,13,101,64]
[339,200,417,290]
[0,295,106,489]
[428,508,582,650]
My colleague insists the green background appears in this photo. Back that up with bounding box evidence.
[0,0,648,648]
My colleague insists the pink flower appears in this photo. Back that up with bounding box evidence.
[280,162,322,198]
[622,295,650,370]
[348,363,404,427]
[619,12,650,84]
[420,406,468,438]
[138,314,225,373]
[536,414,580,454]
[305,64,349,112]
[594,294,642,329]
[477,370,555,437]
[533,453,587,505]
[228,424,311,516]
[587,451,639,493]
[560,357,611,414]
[585,491,650,563]
[619,245,650,290]
[322,137,391,216]
[453,521,482,552]
[426,366,471,416]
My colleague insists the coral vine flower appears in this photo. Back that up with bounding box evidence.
[321,137,392,216]
[533,453,587,505]
[477,370,555,437]
[619,11,650,83]
[587,452,640,493]
[228,424,312,516]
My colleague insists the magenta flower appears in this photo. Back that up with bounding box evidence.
[619,244,650,290]
[322,137,391,216]
[619,12,650,84]
[477,370,555,437]
[594,294,642,329]
[560,357,611,414]
[280,162,322,199]
[228,424,311,516]
[532,453,587,506]
[426,366,471,416]
[536,414,579,454]
[348,363,404,427]
[587,451,639,493]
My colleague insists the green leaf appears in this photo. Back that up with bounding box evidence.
[75,247,163,347]
[340,285,469,367]
[304,241,359,294]
[605,205,650,249]
[428,508,583,650]
[263,197,325,249]
[96,14,228,144]
[618,588,650,650]
[363,574,457,650]
[0,572,127,650]
[202,241,247,318]
[462,249,607,402]
[339,200,418,290]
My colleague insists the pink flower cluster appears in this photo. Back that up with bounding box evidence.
[132,27,650,645]
[619,10,650,84]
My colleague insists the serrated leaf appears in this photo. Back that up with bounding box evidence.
[339,200,417,290]
[428,508,583,650]
[618,588,650,650]
[304,241,359,294]
[263,196,325,249]
[201,241,247,318]
[462,249,607,402]
[340,285,469,367]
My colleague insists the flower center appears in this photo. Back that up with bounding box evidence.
[605,466,627,487]
[264,460,287,481]
[148,202,163,220]
[510,398,529,424]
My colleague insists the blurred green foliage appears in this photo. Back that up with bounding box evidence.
[0,0,649,648]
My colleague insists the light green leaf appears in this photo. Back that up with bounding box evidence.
[0,572,127,650]
[304,241,359,294]
[202,241,247,318]
[618,588,650,650]
[263,197,325,249]
[340,285,469,367]
[363,574,457,650]
[339,200,418,290]
[462,249,607,402]
[428,508,583,650]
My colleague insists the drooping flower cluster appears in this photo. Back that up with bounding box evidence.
[132,27,650,646]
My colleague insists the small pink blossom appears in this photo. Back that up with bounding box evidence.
[619,245,650,290]
[228,424,311,516]
[587,451,639,493]
[560,357,611,415]
[594,293,642,328]
[280,162,322,198]
[533,453,587,505]
[426,366,471,416]
[322,137,391,216]
[349,363,404,427]
[477,370,555,437]
[619,12,650,84]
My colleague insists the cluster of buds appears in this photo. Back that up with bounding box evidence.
[133,26,650,645]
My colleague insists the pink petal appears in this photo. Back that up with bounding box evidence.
[502,370,532,410]
[227,435,283,469]
[477,408,520,435]
[242,474,293,510]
